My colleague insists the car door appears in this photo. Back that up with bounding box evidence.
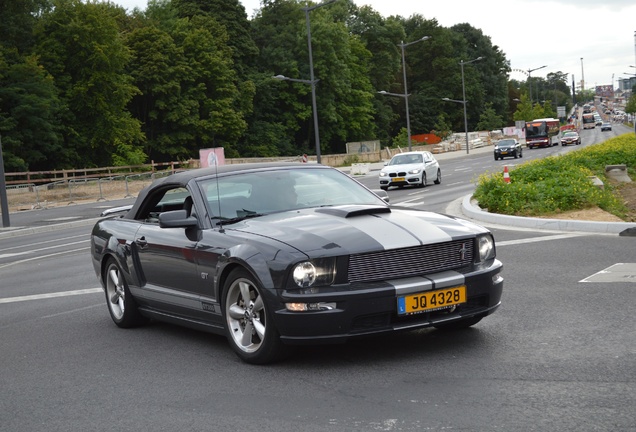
[132,187,205,316]
[423,152,437,180]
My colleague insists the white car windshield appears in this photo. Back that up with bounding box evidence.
[389,154,423,165]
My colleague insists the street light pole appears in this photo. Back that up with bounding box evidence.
[527,65,547,104]
[397,36,430,151]
[580,58,585,92]
[303,0,338,164]
[445,57,483,155]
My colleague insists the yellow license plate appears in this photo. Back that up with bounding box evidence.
[392,177,405,182]
[501,151,508,154]
[398,286,466,315]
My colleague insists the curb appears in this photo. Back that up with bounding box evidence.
[461,194,636,235]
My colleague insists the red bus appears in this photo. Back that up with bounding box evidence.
[525,118,560,149]
[582,113,596,129]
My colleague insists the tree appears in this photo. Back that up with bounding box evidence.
[513,93,544,122]
[0,51,65,171]
[476,102,503,131]
[34,0,145,167]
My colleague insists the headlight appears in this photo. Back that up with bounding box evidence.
[408,168,422,174]
[477,234,496,262]
[292,258,336,288]
[379,172,388,177]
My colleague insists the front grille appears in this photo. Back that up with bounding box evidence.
[389,172,407,177]
[348,239,473,283]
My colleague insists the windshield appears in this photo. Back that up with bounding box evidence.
[198,167,386,221]
[497,139,516,146]
[563,132,577,137]
[526,122,547,138]
[389,153,423,165]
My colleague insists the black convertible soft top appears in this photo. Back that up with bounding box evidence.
[125,162,331,219]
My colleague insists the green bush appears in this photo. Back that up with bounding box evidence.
[473,134,635,218]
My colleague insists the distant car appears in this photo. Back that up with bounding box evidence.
[560,131,581,146]
[601,122,612,131]
[378,151,441,190]
[595,117,603,126]
[493,138,523,160]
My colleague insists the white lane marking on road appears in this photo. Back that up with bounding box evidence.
[0,288,102,304]
[496,233,584,246]
[396,201,426,207]
[0,239,88,257]
[0,247,87,269]
[0,233,87,253]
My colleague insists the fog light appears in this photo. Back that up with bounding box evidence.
[285,302,336,312]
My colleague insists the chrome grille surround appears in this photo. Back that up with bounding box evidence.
[348,239,474,283]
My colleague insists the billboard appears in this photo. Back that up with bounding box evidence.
[595,85,613,99]
[199,148,226,168]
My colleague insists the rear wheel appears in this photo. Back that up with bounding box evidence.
[223,268,289,364]
[103,258,145,328]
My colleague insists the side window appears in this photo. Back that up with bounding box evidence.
[136,187,191,223]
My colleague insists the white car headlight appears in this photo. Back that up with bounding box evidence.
[379,172,388,177]
[408,168,422,174]
[292,258,336,288]
[477,234,496,262]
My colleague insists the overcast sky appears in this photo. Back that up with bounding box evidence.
[113,0,636,90]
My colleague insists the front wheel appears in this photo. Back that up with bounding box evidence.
[223,268,288,364]
[420,173,427,187]
[380,186,388,191]
[103,258,146,328]
[434,169,441,184]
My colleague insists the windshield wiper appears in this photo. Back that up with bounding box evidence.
[216,211,264,226]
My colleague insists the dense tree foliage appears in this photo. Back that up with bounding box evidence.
[1,0,544,172]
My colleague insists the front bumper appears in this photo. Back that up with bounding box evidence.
[273,259,504,344]
[379,175,421,187]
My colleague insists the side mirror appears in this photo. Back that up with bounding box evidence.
[158,210,198,228]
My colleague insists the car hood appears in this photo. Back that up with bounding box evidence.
[495,144,516,149]
[227,205,485,257]
[380,163,422,174]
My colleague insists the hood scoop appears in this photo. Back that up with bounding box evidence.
[315,205,391,218]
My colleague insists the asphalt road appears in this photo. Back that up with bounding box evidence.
[1,124,635,432]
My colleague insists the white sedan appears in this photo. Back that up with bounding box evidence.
[379,151,441,190]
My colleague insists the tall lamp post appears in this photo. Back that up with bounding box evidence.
[302,0,338,164]
[527,65,547,104]
[396,36,430,151]
[442,56,483,155]
[580,58,585,92]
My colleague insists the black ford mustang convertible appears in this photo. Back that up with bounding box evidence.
[91,163,503,364]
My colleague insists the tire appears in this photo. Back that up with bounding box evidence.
[380,186,388,191]
[434,169,441,184]
[223,268,288,364]
[420,173,427,187]
[434,315,483,330]
[514,152,518,159]
[103,258,146,328]
[519,149,523,158]
[494,155,498,161]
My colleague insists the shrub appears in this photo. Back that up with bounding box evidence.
[473,135,635,217]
